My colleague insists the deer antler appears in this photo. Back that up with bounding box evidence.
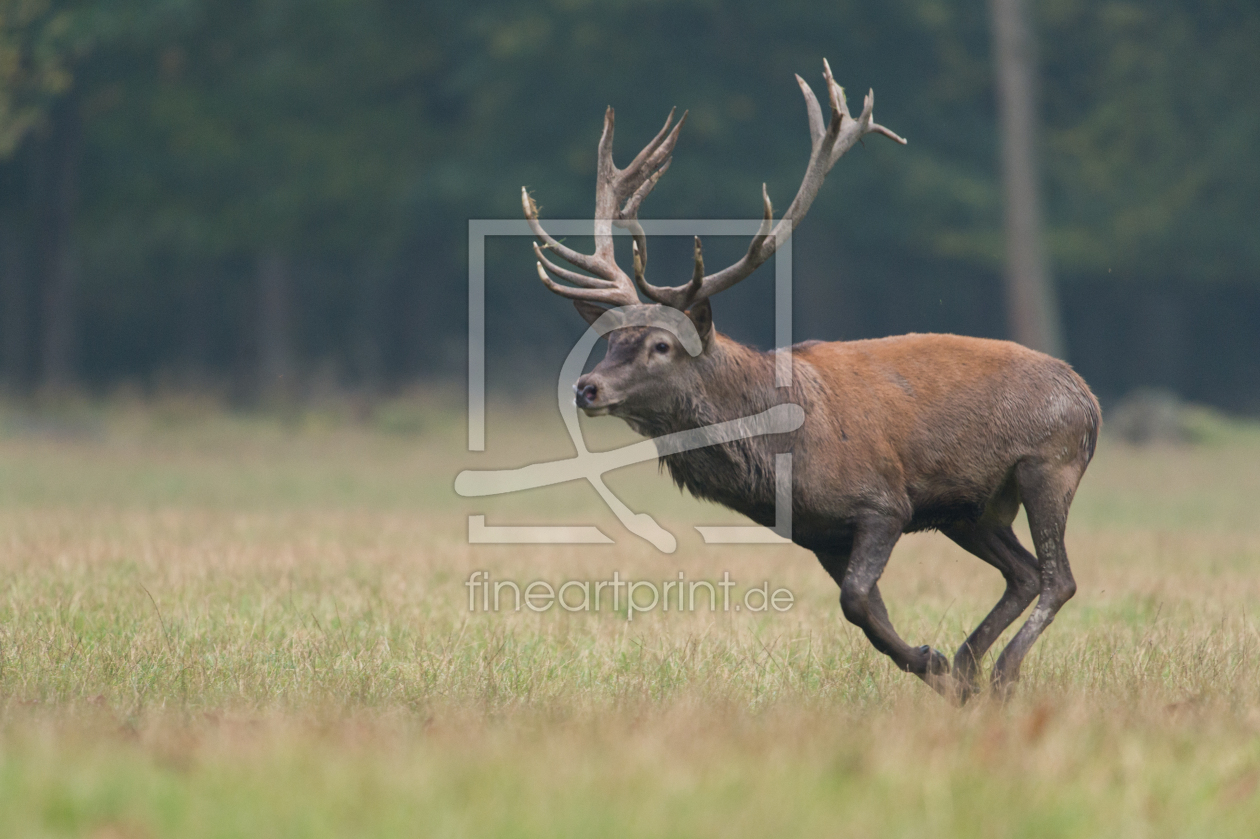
[524,107,687,307]
[634,59,906,309]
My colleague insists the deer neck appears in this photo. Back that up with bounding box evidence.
[641,334,793,517]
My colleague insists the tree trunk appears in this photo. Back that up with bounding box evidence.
[256,250,294,402]
[990,0,1065,358]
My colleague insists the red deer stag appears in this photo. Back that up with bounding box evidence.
[522,61,1100,702]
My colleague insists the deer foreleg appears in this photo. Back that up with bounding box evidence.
[838,515,959,701]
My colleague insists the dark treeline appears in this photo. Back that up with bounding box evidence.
[1,0,1258,409]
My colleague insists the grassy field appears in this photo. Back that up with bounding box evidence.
[2,394,1259,837]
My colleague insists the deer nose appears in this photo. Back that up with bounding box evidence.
[574,379,599,407]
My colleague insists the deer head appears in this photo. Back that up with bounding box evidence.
[523,60,906,420]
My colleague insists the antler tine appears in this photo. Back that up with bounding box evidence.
[795,74,826,149]
[751,184,774,255]
[623,107,679,184]
[522,188,617,278]
[533,243,618,290]
[857,89,907,149]
[523,185,640,308]
[687,236,705,299]
[633,60,906,309]
[625,220,649,284]
[630,235,704,308]
[535,260,636,304]
[619,156,672,227]
[621,113,686,202]
[823,58,851,123]
[635,184,773,310]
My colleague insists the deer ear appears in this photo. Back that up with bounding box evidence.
[686,298,713,345]
[573,299,609,327]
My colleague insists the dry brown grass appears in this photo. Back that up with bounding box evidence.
[1,396,1258,836]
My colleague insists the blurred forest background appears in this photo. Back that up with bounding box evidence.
[1,0,1257,411]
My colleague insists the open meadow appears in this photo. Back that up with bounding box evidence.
[1,394,1259,837]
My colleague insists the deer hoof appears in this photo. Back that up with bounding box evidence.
[917,645,950,675]
[916,646,967,705]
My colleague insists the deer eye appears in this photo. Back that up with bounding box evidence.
[653,341,670,354]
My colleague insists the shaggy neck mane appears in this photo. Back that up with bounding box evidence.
[627,333,812,518]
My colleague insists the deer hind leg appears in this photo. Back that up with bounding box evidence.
[943,522,1040,703]
[991,460,1082,695]
[835,515,959,701]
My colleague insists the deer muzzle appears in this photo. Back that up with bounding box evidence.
[574,375,617,415]
[574,378,599,408]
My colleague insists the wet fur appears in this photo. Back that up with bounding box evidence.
[584,321,1101,702]
[609,330,1099,552]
